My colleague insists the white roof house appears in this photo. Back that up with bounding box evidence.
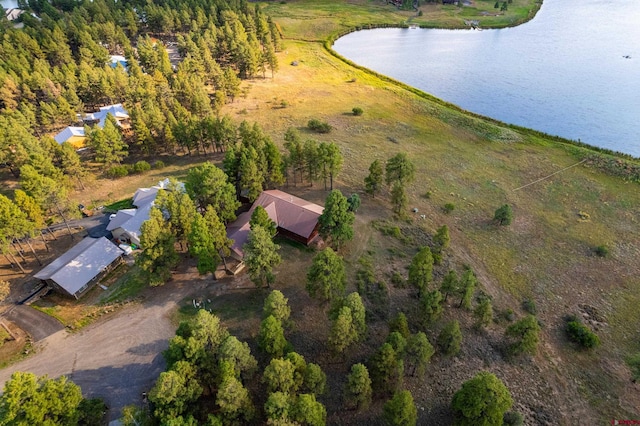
[107,179,183,246]
[53,126,86,144]
[83,104,129,128]
[34,237,124,299]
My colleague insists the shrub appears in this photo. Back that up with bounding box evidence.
[494,204,513,226]
[133,160,151,173]
[106,165,129,178]
[443,203,455,214]
[503,410,524,426]
[390,271,405,288]
[352,107,364,116]
[153,160,165,169]
[626,353,640,382]
[565,317,600,349]
[594,245,609,257]
[307,118,332,133]
[522,298,537,315]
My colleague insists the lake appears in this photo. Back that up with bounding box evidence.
[333,0,640,157]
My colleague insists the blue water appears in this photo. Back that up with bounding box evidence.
[333,0,640,157]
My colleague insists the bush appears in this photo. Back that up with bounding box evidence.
[133,160,151,173]
[352,107,364,116]
[503,411,524,426]
[594,245,609,257]
[443,203,455,214]
[522,298,537,315]
[626,353,640,382]
[106,165,129,178]
[565,318,600,349]
[390,271,405,288]
[153,160,165,169]
[494,204,513,226]
[308,118,332,133]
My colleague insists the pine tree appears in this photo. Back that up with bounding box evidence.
[136,208,179,286]
[408,246,434,296]
[306,248,347,303]
[365,159,384,197]
[244,225,281,287]
[259,315,288,358]
[344,363,372,410]
[437,320,462,357]
[405,332,434,377]
[383,390,418,426]
[318,190,355,249]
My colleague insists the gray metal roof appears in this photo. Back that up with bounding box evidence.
[34,237,123,296]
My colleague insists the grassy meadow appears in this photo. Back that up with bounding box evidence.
[211,0,640,421]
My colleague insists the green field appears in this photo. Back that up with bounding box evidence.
[209,0,640,421]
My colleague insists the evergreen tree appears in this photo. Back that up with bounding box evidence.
[244,225,281,287]
[149,361,202,421]
[137,208,179,286]
[306,248,347,304]
[216,362,255,423]
[263,358,297,394]
[218,335,258,381]
[437,320,462,357]
[494,204,513,226]
[188,206,232,277]
[408,246,434,296]
[292,394,326,426]
[263,290,291,324]
[369,343,403,395]
[474,298,493,329]
[344,363,373,410]
[184,162,240,223]
[451,372,513,426]
[389,312,410,339]
[259,315,288,358]
[329,306,358,355]
[458,269,477,310]
[383,390,418,426]
[420,289,444,326]
[250,205,277,237]
[386,153,415,186]
[318,189,355,249]
[365,159,384,197]
[0,372,84,425]
[405,332,434,377]
[391,182,408,217]
[440,270,459,302]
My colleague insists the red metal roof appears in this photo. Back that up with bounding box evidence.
[227,190,324,258]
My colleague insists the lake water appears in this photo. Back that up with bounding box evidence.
[1,0,19,9]
[333,0,640,157]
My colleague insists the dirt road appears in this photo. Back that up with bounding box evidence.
[0,269,206,421]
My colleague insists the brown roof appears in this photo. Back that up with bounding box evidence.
[227,190,324,258]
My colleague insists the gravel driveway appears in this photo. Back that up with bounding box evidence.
[0,270,205,421]
[4,305,64,341]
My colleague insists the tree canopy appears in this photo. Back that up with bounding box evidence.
[317,190,355,249]
[306,248,347,304]
[451,372,513,426]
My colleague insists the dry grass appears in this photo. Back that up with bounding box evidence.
[216,18,640,422]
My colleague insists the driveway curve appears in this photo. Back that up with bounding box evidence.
[4,305,65,341]
[0,270,204,421]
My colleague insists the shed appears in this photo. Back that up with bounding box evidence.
[53,126,86,148]
[34,237,124,299]
[227,190,324,259]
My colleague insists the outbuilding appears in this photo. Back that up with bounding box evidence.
[34,237,124,299]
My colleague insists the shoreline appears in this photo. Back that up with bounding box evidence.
[318,4,640,167]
